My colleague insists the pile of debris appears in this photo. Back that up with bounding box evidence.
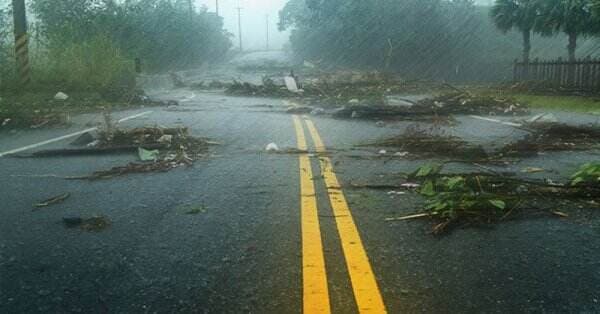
[226,79,298,98]
[416,92,529,116]
[366,124,488,160]
[328,91,528,120]
[29,125,213,179]
[85,126,211,179]
[384,163,600,234]
[501,122,600,157]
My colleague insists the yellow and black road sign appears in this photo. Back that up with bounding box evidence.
[14,33,31,86]
[12,0,31,86]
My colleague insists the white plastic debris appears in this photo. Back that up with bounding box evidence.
[385,96,414,108]
[2,118,10,126]
[54,92,69,101]
[266,143,280,152]
[348,99,360,104]
[86,140,100,148]
[158,134,173,144]
[284,76,300,93]
[387,191,406,195]
[394,151,409,157]
[400,183,420,188]
[378,149,387,155]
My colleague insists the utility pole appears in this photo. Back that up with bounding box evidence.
[12,0,30,86]
[215,0,219,17]
[237,6,243,52]
[265,14,269,51]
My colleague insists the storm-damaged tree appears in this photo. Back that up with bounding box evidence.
[537,0,597,84]
[490,0,543,65]
[539,0,596,63]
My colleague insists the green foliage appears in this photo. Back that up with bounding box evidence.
[539,0,597,37]
[571,162,600,186]
[34,35,134,91]
[1,0,231,91]
[490,0,542,34]
[413,163,444,178]
[31,0,231,72]
[413,164,509,221]
[0,3,15,87]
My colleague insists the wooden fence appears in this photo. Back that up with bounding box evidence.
[513,57,600,90]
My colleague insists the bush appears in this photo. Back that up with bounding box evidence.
[35,35,135,91]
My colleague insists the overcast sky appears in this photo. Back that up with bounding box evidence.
[195,0,290,51]
[194,0,495,51]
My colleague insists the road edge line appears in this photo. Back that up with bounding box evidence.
[0,111,153,157]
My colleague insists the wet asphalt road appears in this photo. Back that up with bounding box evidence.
[1,88,600,313]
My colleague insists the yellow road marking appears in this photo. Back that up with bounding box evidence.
[304,118,387,314]
[293,115,331,314]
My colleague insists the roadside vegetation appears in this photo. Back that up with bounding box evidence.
[1,0,230,92]
[0,0,231,129]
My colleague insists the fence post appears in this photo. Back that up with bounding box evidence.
[532,58,539,80]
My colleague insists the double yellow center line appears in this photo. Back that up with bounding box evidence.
[293,115,387,314]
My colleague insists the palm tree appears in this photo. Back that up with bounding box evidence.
[538,0,596,63]
[490,0,542,64]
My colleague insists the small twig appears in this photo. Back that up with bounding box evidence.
[385,213,430,221]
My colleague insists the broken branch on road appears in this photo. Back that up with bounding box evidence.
[34,192,71,208]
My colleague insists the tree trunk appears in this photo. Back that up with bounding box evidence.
[567,32,577,86]
[522,30,531,64]
[522,30,531,79]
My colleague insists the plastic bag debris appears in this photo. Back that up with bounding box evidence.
[138,147,159,161]
[266,143,280,152]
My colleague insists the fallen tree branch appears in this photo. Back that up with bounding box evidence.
[24,144,167,157]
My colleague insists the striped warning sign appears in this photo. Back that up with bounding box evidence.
[14,33,31,86]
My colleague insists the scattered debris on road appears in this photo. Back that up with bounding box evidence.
[501,123,600,157]
[266,143,280,152]
[63,215,111,232]
[366,124,488,160]
[34,193,71,208]
[382,163,600,234]
[57,126,214,179]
